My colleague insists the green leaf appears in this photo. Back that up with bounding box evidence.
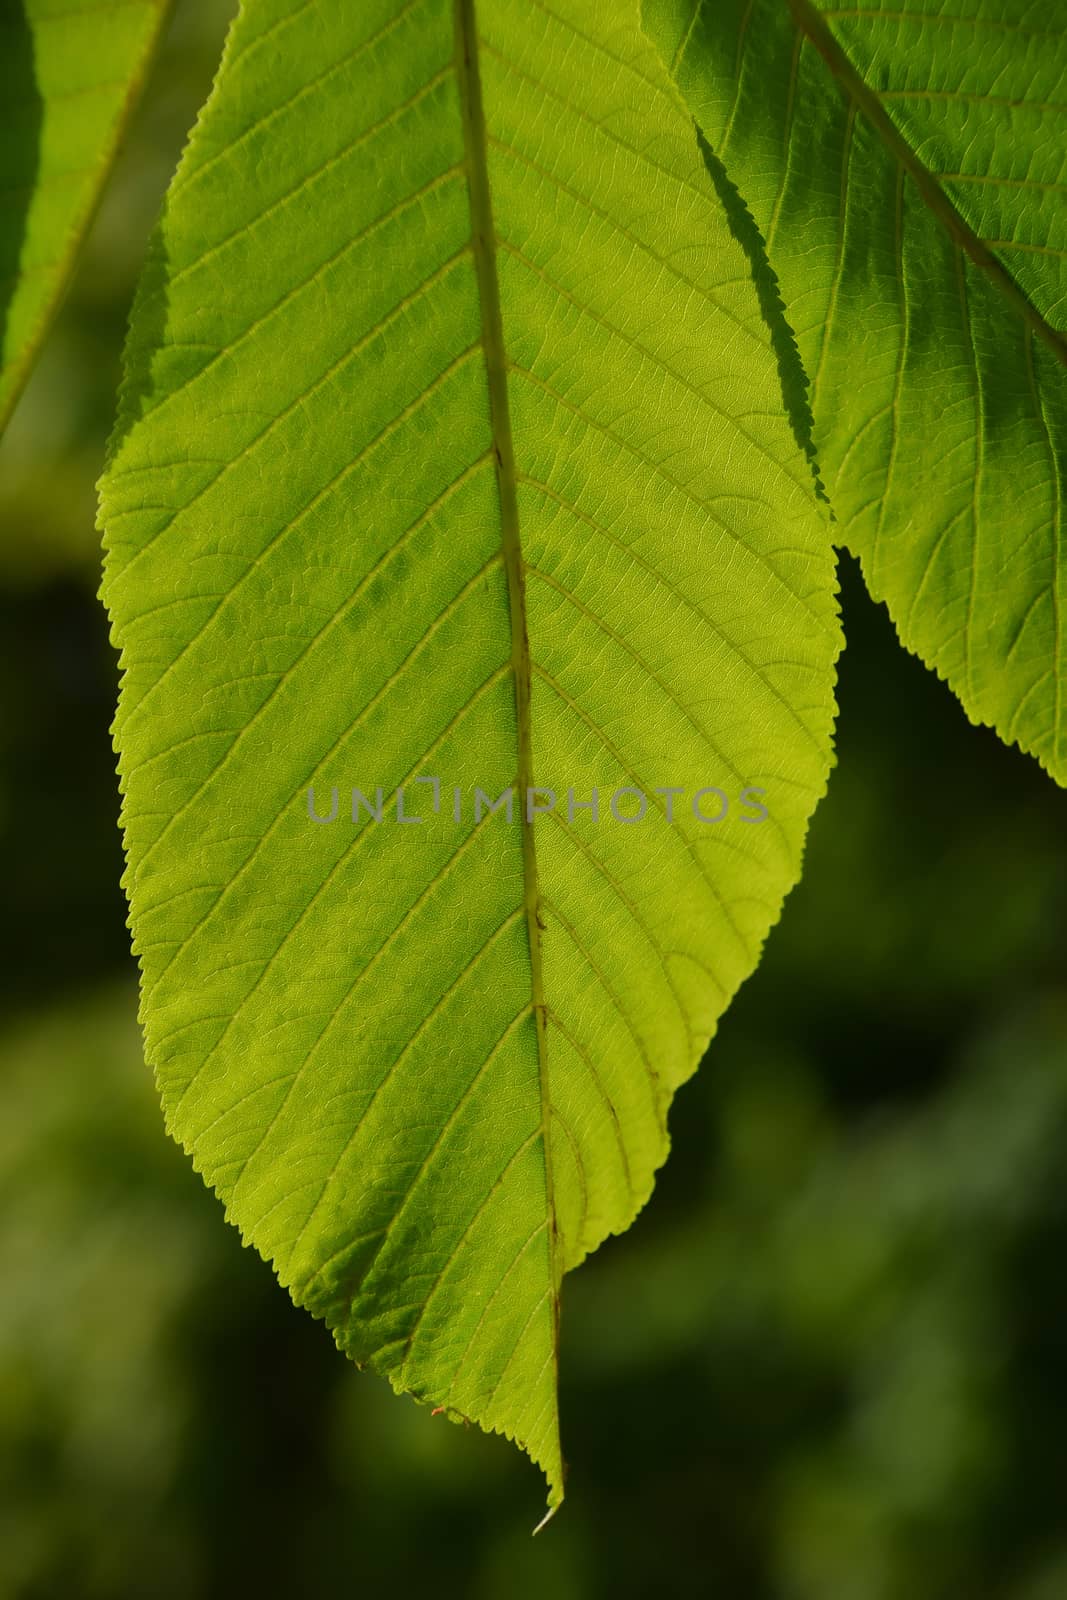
[647,0,1067,781]
[0,0,173,433]
[99,0,839,1508]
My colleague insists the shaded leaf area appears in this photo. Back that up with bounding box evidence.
[4,558,1067,1599]
[648,0,1067,782]
[0,0,234,588]
[0,4,41,405]
[99,0,838,1499]
[0,0,173,433]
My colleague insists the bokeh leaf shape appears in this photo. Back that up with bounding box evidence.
[646,0,1067,782]
[0,0,172,432]
[99,0,839,1508]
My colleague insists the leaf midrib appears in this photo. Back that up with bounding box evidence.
[453,0,561,1367]
[784,0,1067,368]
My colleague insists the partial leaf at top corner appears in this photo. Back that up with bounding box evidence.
[99,0,840,1510]
[0,0,173,434]
[647,0,1067,782]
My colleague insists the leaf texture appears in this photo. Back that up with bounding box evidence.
[647,0,1067,780]
[0,0,172,431]
[99,0,839,1506]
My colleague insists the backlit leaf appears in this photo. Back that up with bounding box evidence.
[99,0,839,1507]
[647,0,1067,781]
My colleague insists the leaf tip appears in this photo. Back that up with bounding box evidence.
[532,1497,562,1537]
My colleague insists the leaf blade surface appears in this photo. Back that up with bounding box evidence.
[648,0,1067,779]
[100,0,840,1504]
[0,0,172,430]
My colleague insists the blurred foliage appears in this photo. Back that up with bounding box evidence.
[1,1,1066,1596]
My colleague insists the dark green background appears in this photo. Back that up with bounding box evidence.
[1,4,1065,1596]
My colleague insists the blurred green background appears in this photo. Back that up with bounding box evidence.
[2,4,1066,1596]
